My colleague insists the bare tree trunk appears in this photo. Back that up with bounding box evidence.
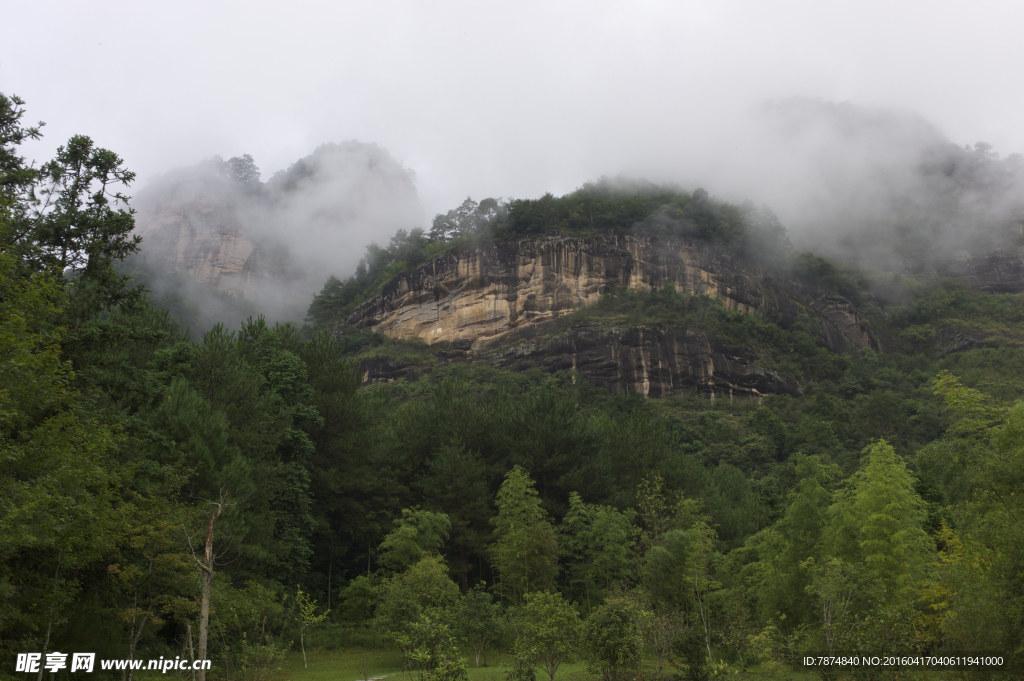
[186,621,197,681]
[301,626,307,668]
[197,491,228,681]
[694,565,712,666]
[38,551,62,681]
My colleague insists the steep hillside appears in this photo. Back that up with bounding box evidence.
[343,232,881,399]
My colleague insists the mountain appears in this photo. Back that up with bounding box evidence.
[126,142,423,334]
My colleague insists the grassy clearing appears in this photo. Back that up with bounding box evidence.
[270,648,835,681]
[271,648,971,681]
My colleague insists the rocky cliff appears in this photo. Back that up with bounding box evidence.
[348,233,877,354]
[131,143,423,305]
[133,188,285,298]
[485,323,802,399]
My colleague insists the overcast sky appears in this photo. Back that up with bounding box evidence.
[4,0,1023,220]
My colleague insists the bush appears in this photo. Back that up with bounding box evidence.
[581,598,645,681]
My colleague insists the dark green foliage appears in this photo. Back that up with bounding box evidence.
[8,91,1024,677]
[672,630,710,681]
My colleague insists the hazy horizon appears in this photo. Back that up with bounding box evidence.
[4,1,1023,222]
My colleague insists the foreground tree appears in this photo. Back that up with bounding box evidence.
[581,598,645,681]
[512,591,581,681]
[456,583,506,667]
[490,466,559,603]
[826,440,934,598]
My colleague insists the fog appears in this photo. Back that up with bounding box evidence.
[128,142,423,330]
[3,0,1024,324]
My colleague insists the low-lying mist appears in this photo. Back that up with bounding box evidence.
[126,141,423,335]
[126,97,1024,336]
[709,99,1024,268]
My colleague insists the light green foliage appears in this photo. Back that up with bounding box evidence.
[511,591,581,681]
[338,575,375,623]
[405,615,468,681]
[378,508,451,572]
[296,586,329,668]
[106,489,197,664]
[560,492,636,609]
[745,407,789,459]
[373,555,460,650]
[915,373,1024,671]
[490,466,559,602]
[825,440,934,597]
[581,597,645,681]
[209,581,291,681]
[800,557,862,656]
[643,524,716,614]
[671,629,711,681]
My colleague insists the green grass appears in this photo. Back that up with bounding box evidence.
[268,648,865,681]
[276,648,404,681]
[272,648,972,681]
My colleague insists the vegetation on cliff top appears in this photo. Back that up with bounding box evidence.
[304,180,791,330]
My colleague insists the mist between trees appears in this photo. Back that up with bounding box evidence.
[3,91,1024,681]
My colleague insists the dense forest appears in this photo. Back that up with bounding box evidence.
[3,91,1023,681]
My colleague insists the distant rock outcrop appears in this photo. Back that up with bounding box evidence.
[347,233,878,355]
[131,143,423,309]
[131,164,283,298]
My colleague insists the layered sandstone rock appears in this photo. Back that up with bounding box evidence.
[358,323,800,399]
[485,323,801,399]
[348,233,877,354]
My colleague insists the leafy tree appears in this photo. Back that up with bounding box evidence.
[915,373,1024,671]
[456,583,506,667]
[338,575,375,623]
[418,438,492,590]
[373,555,460,656]
[227,154,261,190]
[825,440,935,598]
[296,586,329,668]
[560,492,636,610]
[581,598,645,681]
[643,518,717,666]
[31,135,139,320]
[0,93,42,226]
[405,615,468,681]
[671,629,710,681]
[0,251,124,662]
[378,508,451,572]
[512,591,581,681]
[745,407,788,459]
[105,489,196,679]
[739,453,839,627]
[490,467,559,603]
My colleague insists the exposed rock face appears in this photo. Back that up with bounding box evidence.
[133,190,282,298]
[485,323,801,399]
[348,233,877,353]
[357,324,800,399]
[132,143,423,303]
